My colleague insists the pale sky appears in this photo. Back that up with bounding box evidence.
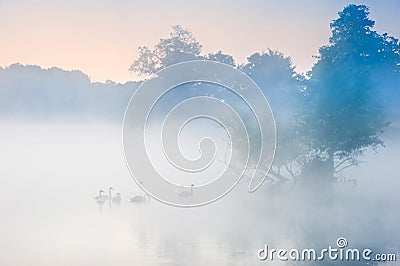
[1,0,399,83]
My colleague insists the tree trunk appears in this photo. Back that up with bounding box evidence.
[298,151,336,205]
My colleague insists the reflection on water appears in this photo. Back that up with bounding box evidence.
[0,122,398,265]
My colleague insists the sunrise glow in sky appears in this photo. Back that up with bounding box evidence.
[1,0,399,83]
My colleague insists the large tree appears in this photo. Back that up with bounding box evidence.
[129,25,202,76]
[304,4,398,182]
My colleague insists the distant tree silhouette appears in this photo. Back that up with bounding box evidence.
[0,64,137,121]
[129,25,202,76]
[304,4,397,182]
[206,51,236,66]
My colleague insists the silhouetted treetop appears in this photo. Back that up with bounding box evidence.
[242,50,298,93]
[205,51,236,66]
[130,25,202,75]
[330,5,374,43]
[319,4,400,67]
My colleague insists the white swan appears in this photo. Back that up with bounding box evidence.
[130,193,149,203]
[108,187,113,206]
[94,189,108,203]
[113,192,122,204]
[178,184,194,198]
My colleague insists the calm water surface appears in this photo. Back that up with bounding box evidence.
[0,122,398,265]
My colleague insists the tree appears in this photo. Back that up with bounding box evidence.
[304,4,397,182]
[130,25,202,76]
[205,51,236,66]
[242,50,306,184]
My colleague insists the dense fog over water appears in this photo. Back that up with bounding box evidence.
[0,121,398,265]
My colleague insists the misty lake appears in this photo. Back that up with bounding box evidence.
[0,121,398,265]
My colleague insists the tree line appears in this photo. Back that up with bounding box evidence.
[129,5,400,185]
[0,4,398,185]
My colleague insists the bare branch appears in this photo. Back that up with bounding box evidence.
[295,158,305,167]
[335,161,362,173]
[334,157,353,170]
[284,164,296,179]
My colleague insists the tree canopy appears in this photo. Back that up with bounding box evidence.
[129,25,202,76]
[304,4,398,181]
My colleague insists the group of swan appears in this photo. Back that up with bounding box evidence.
[94,187,150,208]
[94,187,121,208]
[95,184,195,208]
